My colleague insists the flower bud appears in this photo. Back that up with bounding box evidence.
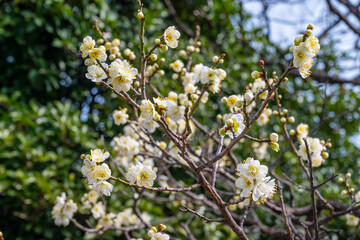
[109,54,116,61]
[212,56,219,63]
[81,154,86,159]
[280,117,286,123]
[251,71,261,79]
[112,38,120,46]
[179,50,187,56]
[235,100,243,108]
[148,230,155,237]
[216,114,223,121]
[158,70,165,76]
[294,34,304,46]
[282,109,288,115]
[287,116,295,123]
[346,173,351,178]
[196,41,201,46]
[219,128,227,136]
[158,224,166,232]
[160,58,165,63]
[350,188,355,193]
[219,59,224,64]
[244,91,254,102]
[97,39,104,45]
[105,42,112,50]
[137,11,144,19]
[153,112,161,121]
[155,38,161,45]
[184,100,192,108]
[338,177,344,184]
[289,46,294,52]
[259,60,264,66]
[226,119,234,127]
[85,58,95,66]
[161,45,168,52]
[134,81,140,88]
[342,190,348,195]
[150,54,158,61]
[326,142,332,148]
[289,129,296,136]
[186,46,195,52]
[191,94,199,101]
[307,24,314,30]
[271,142,280,152]
[273,110,279,116]
[304,29,312,36]
[321,152,329,159]
[270,133,279,143]
[124,48,131,56]
[221,97,228,104]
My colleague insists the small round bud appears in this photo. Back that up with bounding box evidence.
[150,54,158,61]
[187,46,195,52]
[216,114,223,121]
[212,56,219,63]
[271,142,280,152]
[338,177,344,184]
[191,94,199,101]
[244,91,254,102]
[226,119,234,127]
[346,173,352,178]
[278,94,282,100]
[270,133,279,143]
[282,109,288,115]
[172,73,179,80]
[105,42,112,50]
[342,190,348,196]
[251,71,261,79]
[112,38,120,46]
[184,100,192,108]
[259,60,264,66]
[158,224,166,232]
[124,48,131,56]
[97,39,104,45]
[304,29,312,36]
[322,152,329,159]
[347,183,350,188]
[280,117,286,123]
[273,110,279,116]
[235,100,243,108]
[129,53,136,60]
[294,34,304,46]
[320,140,325,145]
[288,116,295,123]
[290,129,296,136]
[158,70,165,76]
[196,41,201,46]
[218,59,224,64]
[284,77,288,81]
[85,58,95,66]
[148,230,155,237]
[154,112,161,121]
[161,45,168,52]
[179,50,187,56]
[109,54,116,61]
[350,188,355,193]
[155,38,161,45]
[307,24,314,30]
[134,81,140,88]
[81,154,86,159]
[137,11,144,19]
[219,128,227,136]
[326,142,332,148]
[221,97,228,104]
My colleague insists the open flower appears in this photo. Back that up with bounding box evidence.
[140,100,156,122]
[109,60,138,93]
[80,36,96,58]
[85,64,108,82]
[164,26,180,48]
[90,149,110,163]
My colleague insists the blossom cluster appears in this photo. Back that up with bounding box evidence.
[290,24,320,78]
[235,157,276,203]
[296,123,329,167]
[80,149,114,196]
[51,193,77,226]
[126,162,157,188]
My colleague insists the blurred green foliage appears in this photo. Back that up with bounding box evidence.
[1,0,359,239]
